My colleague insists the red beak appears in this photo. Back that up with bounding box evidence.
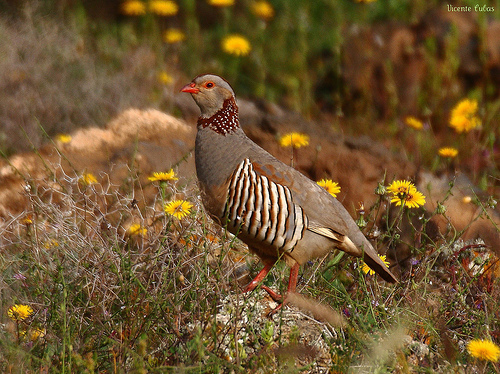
[180,82,200,94]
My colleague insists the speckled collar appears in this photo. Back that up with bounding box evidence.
[197,97,239,136]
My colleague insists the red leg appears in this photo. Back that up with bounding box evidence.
[286,262,299,294]
[266,262,300,315]
[261,285,283,302]
[244,262,301,315]
[243,262,274,293]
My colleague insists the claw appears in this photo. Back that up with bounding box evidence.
[261,285,283,302]
[244,262,300,315]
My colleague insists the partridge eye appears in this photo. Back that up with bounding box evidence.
[205,82,215,88]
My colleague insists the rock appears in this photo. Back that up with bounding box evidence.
[0,109,195,218]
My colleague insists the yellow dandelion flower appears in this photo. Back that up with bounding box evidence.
[467,339,500,362]
[387,180,414,196]
[221,35,251,56]
[8,304,33,321]
[163,28,185,44]
[317,179,341,197]
[29,327,46,341]
[149,0,178,16]
[449,99,481,133]
[387,180,426,208]
[56,134,72,144]
[158,72,174,85]
[164,200,193,219]
[397,188,426,208]
[80,172,98,185]
[451,99,477,119]
[279,132,310,148]
[148,169,178,182]
[121,0,147,15]
[208,0,234,7]
[128,223,147,236]
[438,147,458,158]
[404,116,423,130]
[252,1,274,20]
[361,255,389,275]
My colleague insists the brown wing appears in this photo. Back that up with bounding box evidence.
[250,159,350,237]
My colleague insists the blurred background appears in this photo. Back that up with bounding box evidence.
[1,0,499,194]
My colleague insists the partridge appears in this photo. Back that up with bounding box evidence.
[181,74,397,305]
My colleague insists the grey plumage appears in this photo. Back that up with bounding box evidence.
[182,74,397,294]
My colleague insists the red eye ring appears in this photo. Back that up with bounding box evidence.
[205,82,215,88]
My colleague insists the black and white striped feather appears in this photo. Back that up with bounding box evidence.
[222,159,308,252]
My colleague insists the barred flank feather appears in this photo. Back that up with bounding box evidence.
[223,159,308,252]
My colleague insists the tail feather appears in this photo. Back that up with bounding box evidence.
[343,237,397,283]
[362,247,398,283]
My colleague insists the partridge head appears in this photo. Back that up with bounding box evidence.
[181,74,397,306]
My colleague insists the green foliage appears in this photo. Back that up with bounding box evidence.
[0,153,498,372]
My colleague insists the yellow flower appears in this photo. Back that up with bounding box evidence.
[404,116,423,130]
[467,339,500,362]
[21,215,33,224]
[158,72,174,85]
[165,200,193,219]
[121,0,147,15]
[208,0,234,6]
[56,134,72,144]
[317,179,341,197]
[393,189,426,208]
[449,99,481,133]
[221,35,251,56]
[252,1,274,20]
[462,196,472,204]
[44,239,59,249]
[29,327,46,341]
[279,132,310,148]
[361,255,389,275]
[149,0,178,16]
[387,180,413,196]
[80,172,98,185]
[148,169,178,182]
[8,304,33,321]
[128,223,147,236]
[387,180,426,208]
[163,28,185,44]
[438,147,458,158]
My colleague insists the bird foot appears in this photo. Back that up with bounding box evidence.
[261,285,283,302]
[244,284,287,315]
[243,262,299,315]
[261,286,289,316]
